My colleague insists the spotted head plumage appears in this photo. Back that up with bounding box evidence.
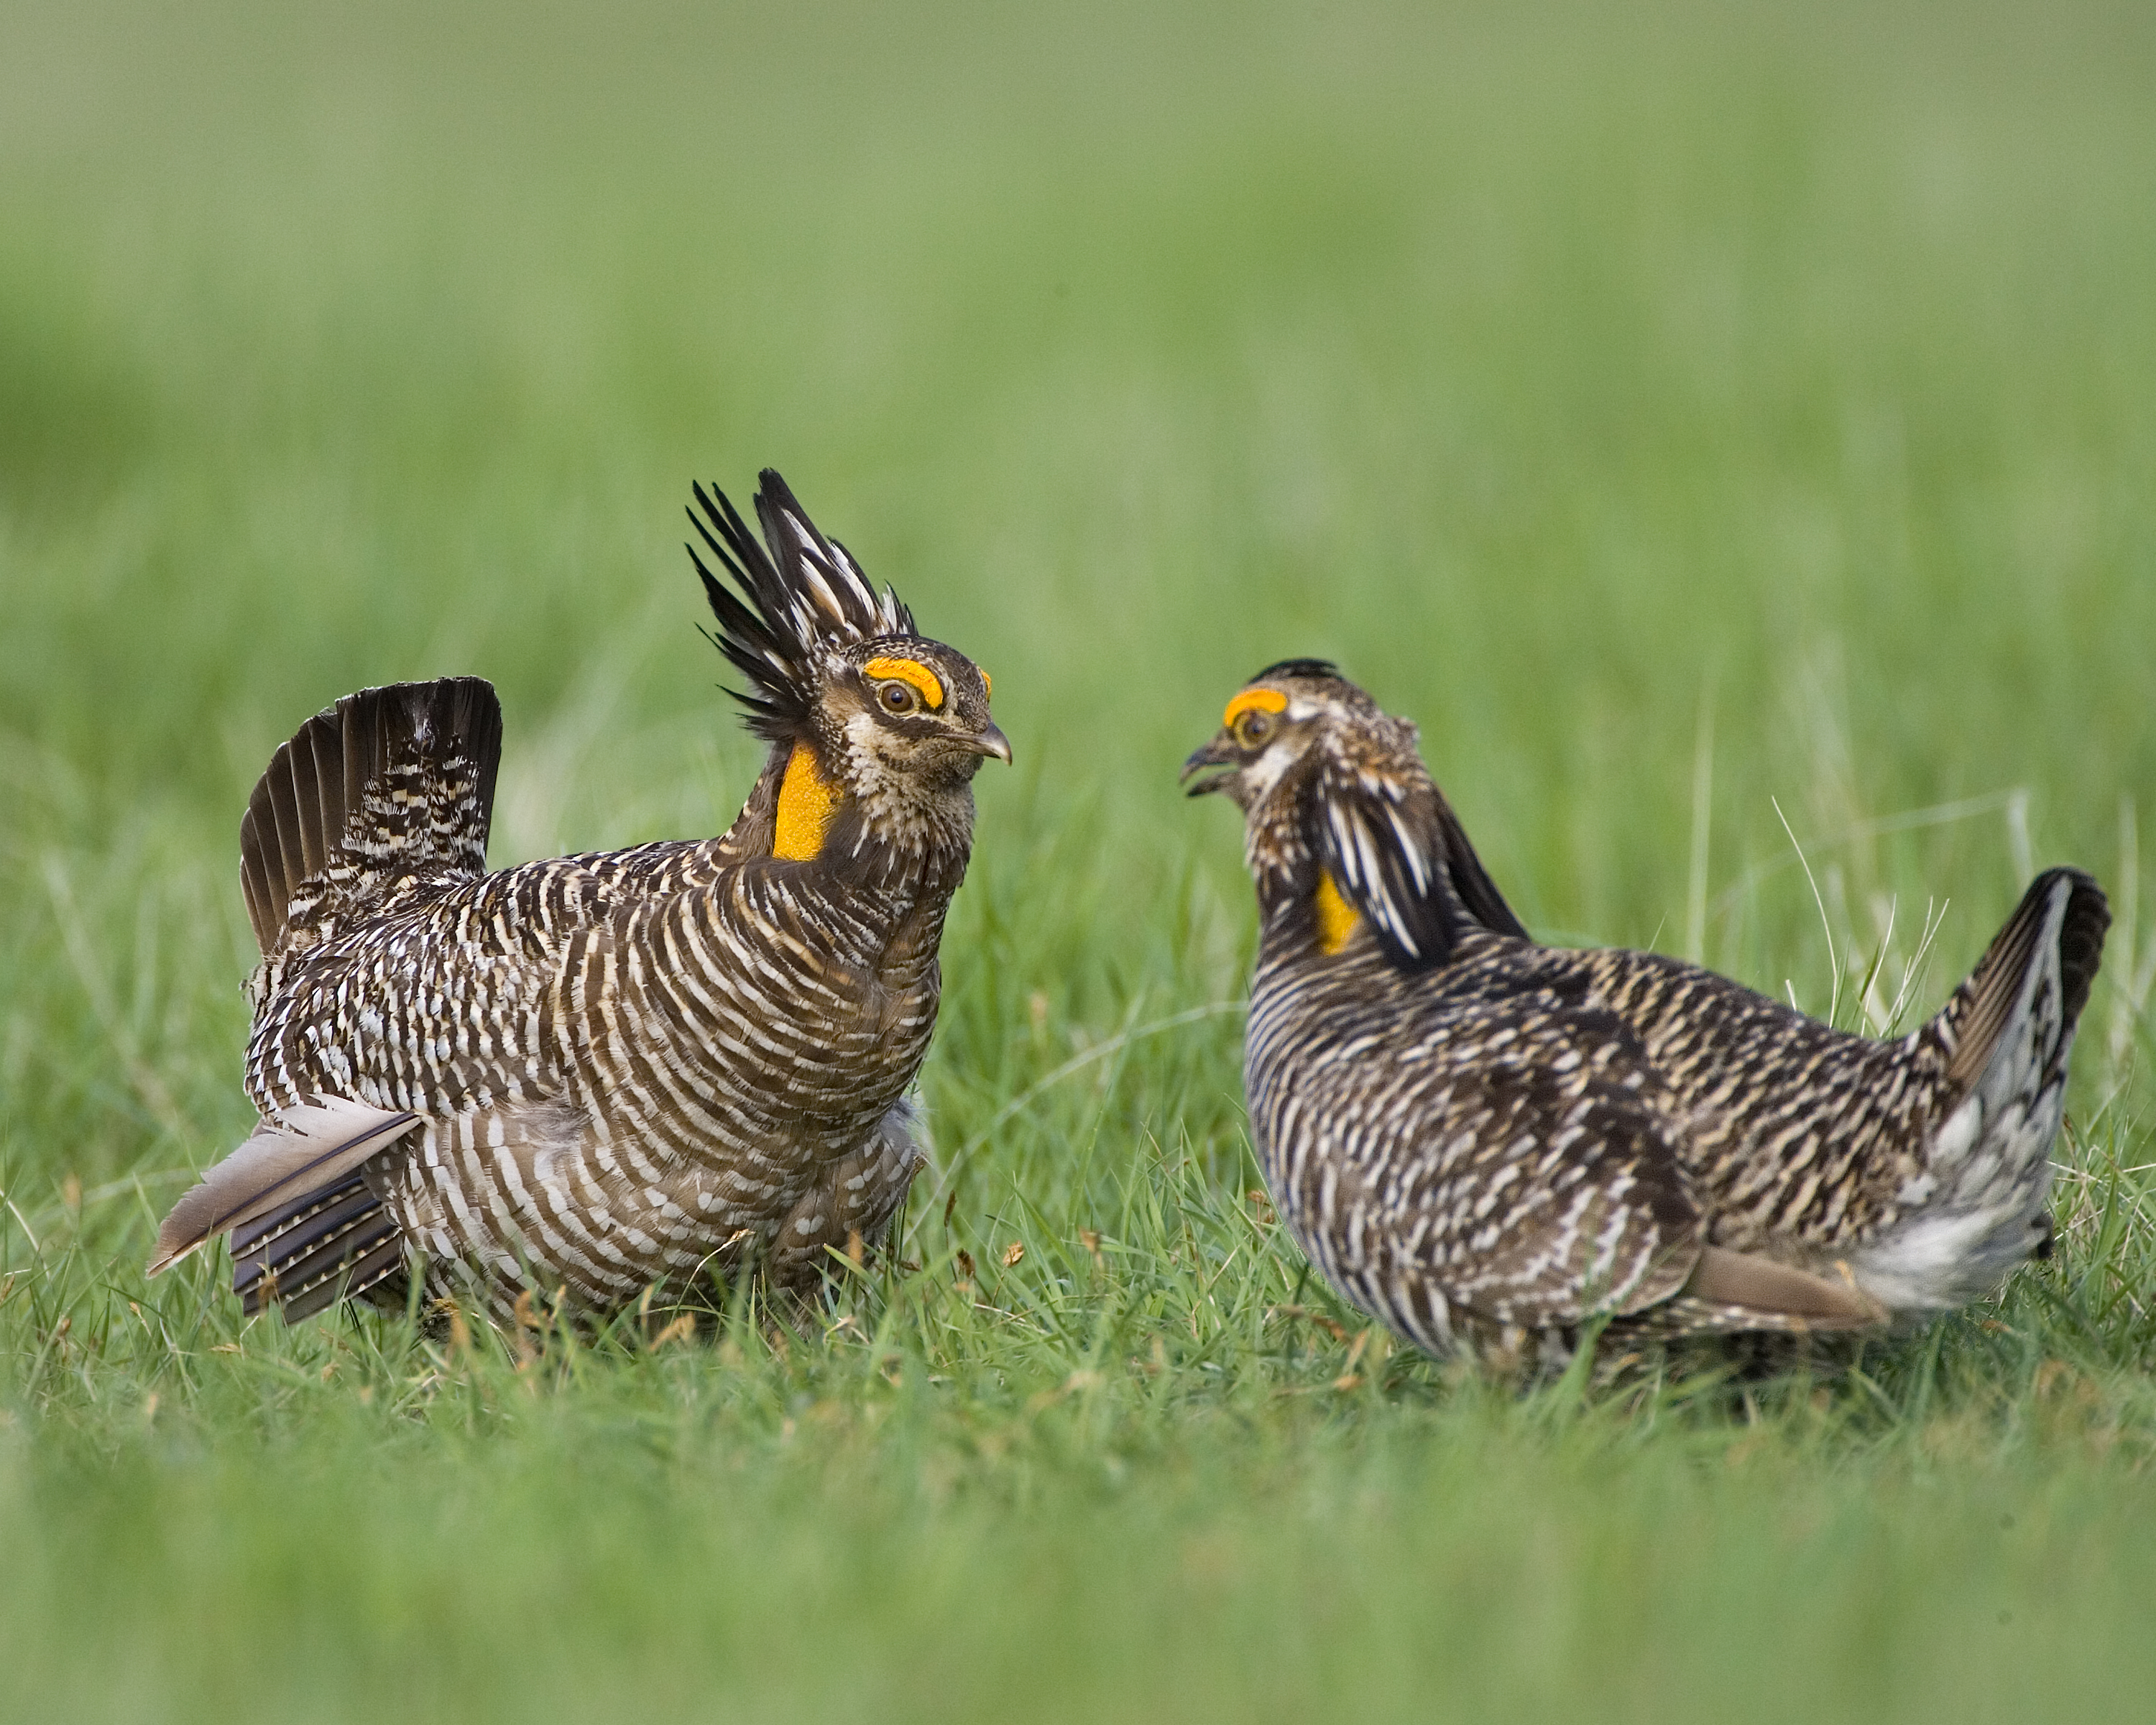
[1183,661,1526,965]
[688,470,1008,868]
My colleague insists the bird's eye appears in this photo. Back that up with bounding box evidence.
[1234,709,1275,748]
[878,681,921,716]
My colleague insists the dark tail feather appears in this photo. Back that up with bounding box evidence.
[231,1171,408,1322]
[2054,873,2111,1027]
[1943,867,2109,1093]
[240,678,502,957]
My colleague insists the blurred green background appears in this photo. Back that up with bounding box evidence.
[5,3,2156,1721]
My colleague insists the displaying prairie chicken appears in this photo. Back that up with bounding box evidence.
[151,470,1008,1321]
[1185,661,2109,1364]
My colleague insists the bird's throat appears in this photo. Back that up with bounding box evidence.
[774,741,844,860]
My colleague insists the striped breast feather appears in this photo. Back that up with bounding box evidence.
[687,469,916,743]
[1312,757,1529,966]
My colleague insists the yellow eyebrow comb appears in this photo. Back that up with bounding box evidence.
[1223,688,1289,726]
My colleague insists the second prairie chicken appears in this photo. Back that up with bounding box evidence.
[1186,661,2108,1364]
[152,469,1008,1320]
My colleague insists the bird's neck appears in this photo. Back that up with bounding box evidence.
[1248,772,1527,972]
[719,738,974,896]
[1253,856,1391,971]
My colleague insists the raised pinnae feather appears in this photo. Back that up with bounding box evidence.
[688,480,806,737]
[756,475,907,640]
[688,470,915,745]
[779,510,852,630]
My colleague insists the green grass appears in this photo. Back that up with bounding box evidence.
[6,1,2156,1718]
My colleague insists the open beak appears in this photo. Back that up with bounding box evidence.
[1180,735,1236,797]
[968,723,1014,765]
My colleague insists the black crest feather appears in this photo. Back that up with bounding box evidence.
[1253,657,1341,683]
[687,469,916,743]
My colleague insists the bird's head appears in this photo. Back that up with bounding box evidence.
[1183,660,1529,966]
[1179,658,1373,816]
[689,471,1008,868]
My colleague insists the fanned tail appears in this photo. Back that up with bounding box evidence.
[240,678,502,957]
[1851,867,2109,1313]
[1940,867,2110,1098]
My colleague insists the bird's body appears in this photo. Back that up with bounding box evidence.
[155,472,1008,1321]
[239,799,951,1314]
[1189,663,2108,1364]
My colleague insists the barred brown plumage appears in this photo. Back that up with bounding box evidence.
[1186,662,2110,1368]
[152,469,1010,1322]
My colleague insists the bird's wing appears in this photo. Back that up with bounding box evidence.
[1373,978,1875,1333]
[1384,1001,1703,1330]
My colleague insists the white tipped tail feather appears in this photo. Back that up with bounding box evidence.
[149,1097,418,1275]
[1851,868,2109,1315]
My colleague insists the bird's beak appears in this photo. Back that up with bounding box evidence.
[967,723,1014,765]
[1181,735,1235,796]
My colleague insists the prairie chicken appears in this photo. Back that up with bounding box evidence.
[152,470,1008,1321]
[1186,661,2109,1364]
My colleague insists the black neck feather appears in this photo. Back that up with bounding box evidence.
[1271,760,1529,968]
